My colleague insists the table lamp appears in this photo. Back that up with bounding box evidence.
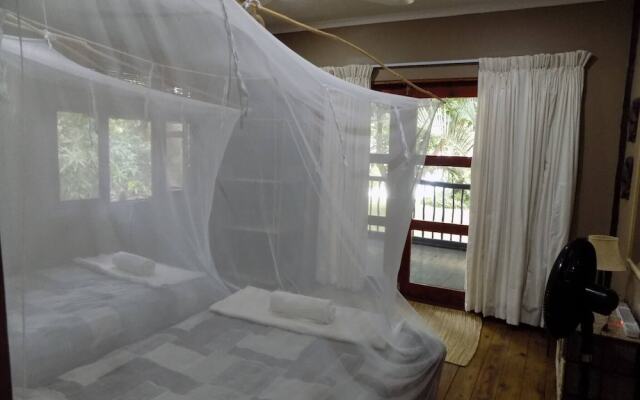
[587,235,627,288]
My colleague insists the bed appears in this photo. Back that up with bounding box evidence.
[5,262,222,386]
[18,309,445,400]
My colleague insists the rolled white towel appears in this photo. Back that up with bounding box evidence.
[269,291,335,325]
[112,252,156,277]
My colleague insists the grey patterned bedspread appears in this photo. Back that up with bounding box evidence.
[20,311,445,400]
[6,264,222,386]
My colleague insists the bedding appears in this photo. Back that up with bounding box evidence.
[6,263,222,386]
[18,310,445,400]
[210,286,386,349]
[75,254,205,288]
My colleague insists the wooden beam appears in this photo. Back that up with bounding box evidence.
[410,220,469,236]
[373,78,478,99]
[425,155,472,168]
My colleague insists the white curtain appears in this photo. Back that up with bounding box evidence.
[316,64,373,290]
[322,64,374,89]
[466,51,590,326]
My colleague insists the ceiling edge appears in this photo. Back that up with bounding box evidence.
[269,0,603,34]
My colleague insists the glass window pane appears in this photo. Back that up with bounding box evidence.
[57,112,99,201]
[166,122,186,190]
[421,97,477,157]
[109,118,152,201]
[370,103,390,154]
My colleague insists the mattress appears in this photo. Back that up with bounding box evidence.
[5,263,223,386]
[18,311,445,400]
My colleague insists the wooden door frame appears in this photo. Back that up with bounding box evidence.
[373,78,477,310]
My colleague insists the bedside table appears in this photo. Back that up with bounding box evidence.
[558,313,640,400]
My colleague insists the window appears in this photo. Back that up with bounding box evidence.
[56,112,187,202]
[166,122,188,190]
[109,118,152,201]
[57,112,99,201]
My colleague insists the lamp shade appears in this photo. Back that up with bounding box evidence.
[587,235,627,272]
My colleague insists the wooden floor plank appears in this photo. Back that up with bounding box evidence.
[439,318,555,400]
[521,329,549,400]
[444,320,499,400]
[495,326,530,400]
[471,322,512,400]
[437,363,459,400]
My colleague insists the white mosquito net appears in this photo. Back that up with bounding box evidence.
[0,1,445,399]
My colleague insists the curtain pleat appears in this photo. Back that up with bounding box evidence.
[321,64,374,89]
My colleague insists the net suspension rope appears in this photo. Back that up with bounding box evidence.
[243,0,445,102]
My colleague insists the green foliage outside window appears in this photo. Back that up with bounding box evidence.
[57,112,99,201]
[58,113,153,202]
[419,97,476,185]
[109,118,152,201]
[368,97,477,216]
[420,97,476,210]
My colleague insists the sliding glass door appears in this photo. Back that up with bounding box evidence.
[373,79,477,309]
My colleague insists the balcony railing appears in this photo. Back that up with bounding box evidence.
[413,180,470,248]
[368,178,470,248]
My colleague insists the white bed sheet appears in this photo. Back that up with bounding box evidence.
[6,263,223,386]
[18,310,445,400]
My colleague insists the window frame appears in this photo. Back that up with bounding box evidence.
[163,120,190,192]
[55,107,190,205]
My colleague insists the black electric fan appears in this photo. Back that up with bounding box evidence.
[544,238,619,398]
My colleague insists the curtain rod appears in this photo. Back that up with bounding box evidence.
[374,59,479,69]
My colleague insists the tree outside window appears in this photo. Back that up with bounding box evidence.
[109,118,152,201]
[57,112,99,201]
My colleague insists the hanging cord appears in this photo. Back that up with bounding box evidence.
[219,0,249,114]
[325,87,349,166]
[392,105,411,162]
[40,0,52,48]
[252,2,445,103]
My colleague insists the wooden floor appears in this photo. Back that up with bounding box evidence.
[437,318,557,400]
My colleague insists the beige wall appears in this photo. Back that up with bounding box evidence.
[277,0,634,238]
[618,15,640,317]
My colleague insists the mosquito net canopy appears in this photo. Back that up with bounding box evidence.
[0,1,445,398]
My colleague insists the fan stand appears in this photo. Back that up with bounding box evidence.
[578,311,595,399]
[545,239,620,399]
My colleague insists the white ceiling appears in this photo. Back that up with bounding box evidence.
[263,0,602,33]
